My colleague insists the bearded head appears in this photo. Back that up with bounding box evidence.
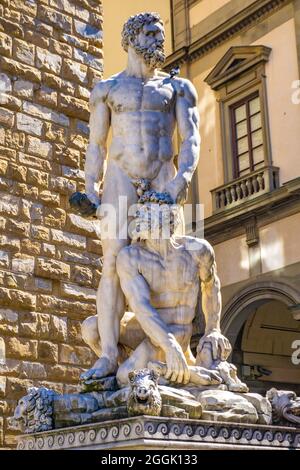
[121,12,166,69]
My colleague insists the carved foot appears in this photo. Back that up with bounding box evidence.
[80,357,118,382]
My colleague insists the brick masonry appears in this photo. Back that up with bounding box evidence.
[0,0,103,448]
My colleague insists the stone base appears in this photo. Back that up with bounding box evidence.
[17,417,300,450]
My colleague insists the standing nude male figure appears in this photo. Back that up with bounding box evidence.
[82,13,200,381]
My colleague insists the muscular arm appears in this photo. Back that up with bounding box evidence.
[191,239,231,361]
[85,81,111,205]
[166,79,200,204]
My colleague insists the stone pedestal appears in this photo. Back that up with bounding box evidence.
[17,417,300,450]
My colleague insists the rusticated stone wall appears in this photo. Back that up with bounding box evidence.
[0,0,103,448]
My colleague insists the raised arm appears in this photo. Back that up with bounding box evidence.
[166,78,200,204]
[84,81,111,205]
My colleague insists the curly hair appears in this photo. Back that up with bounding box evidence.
[121,12,163,52]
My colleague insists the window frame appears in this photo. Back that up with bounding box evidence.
[230,90,265,179]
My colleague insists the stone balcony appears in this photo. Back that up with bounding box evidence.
[211,166,280,213]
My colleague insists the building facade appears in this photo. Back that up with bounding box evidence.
[165,0,300,393]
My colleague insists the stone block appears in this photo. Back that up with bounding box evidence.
[0,160,8,176]
[21,239,41,256]
[35,258,70,280]
[27,168,49,188]
[87,238,102,255]
[6,337,38,360]
[62,249,90,265]
[23,101,69,126]
[38,5,72,33]
[0,251,9,269]
[50,315,68,342]
[25,30,49,49]
[6,219,30,237]
[16,113,43,136]
[0,57,41,83]
[42,243,56,257]
[49,0,75,15]
[13,79,34,99]
[36,46,62,75]
[54,146,80,167]
[50,38,72,58]
[51,229,86,249]
[42,72,61,90]
[13,182,39,200]
[67,213,96,237]
[71,265,93,286]
[39,190,60,206]
[6,163,27,182]
[35,85,57,108]
[67,319,82,344]
[50,176,76,195]
[0,73,12,94]
[27,136,52,159]
[0,235,20,252]
[19,362,47,380]
[0,32,12,56]
[44,123,67,144]
[62,59,87,84]
[0,193,19,216]
[58,94,89,120]
[59,344,93,365]
[0,309,18,334]
[197,390,258,424]
[18,311,38,337]
[0,108,14,127]
[74,47,103,71]
[0,377,6,398]
[13,38,34,66]
[37,294,95,318]
[11,255,34,274]
[33,277,52,294]
[61,283,96,302]
[30,225,50,241]
[9,289,36,309]
[0,337,5,366]
[38,341,58,364]
[44,207,66,229]
[19,153,50,173]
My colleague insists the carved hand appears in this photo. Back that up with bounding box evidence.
[197,329,232,361]
[164,177,189,205]
[164,337,190,385]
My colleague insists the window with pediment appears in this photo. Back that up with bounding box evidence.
[205,46,279,212]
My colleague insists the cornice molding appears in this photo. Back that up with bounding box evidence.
[17,416,300,450]
[164,0,290,70]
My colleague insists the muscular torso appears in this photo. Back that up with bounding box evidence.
[106,73,177,181]
[128,238,200,322]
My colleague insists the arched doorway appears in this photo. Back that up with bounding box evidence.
[222,282,300,393]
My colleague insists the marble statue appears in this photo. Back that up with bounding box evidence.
[81,191,245,393]
[81,12,201,381]
[10,13,300,442]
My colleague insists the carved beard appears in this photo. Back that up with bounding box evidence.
[133,42,166,69]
